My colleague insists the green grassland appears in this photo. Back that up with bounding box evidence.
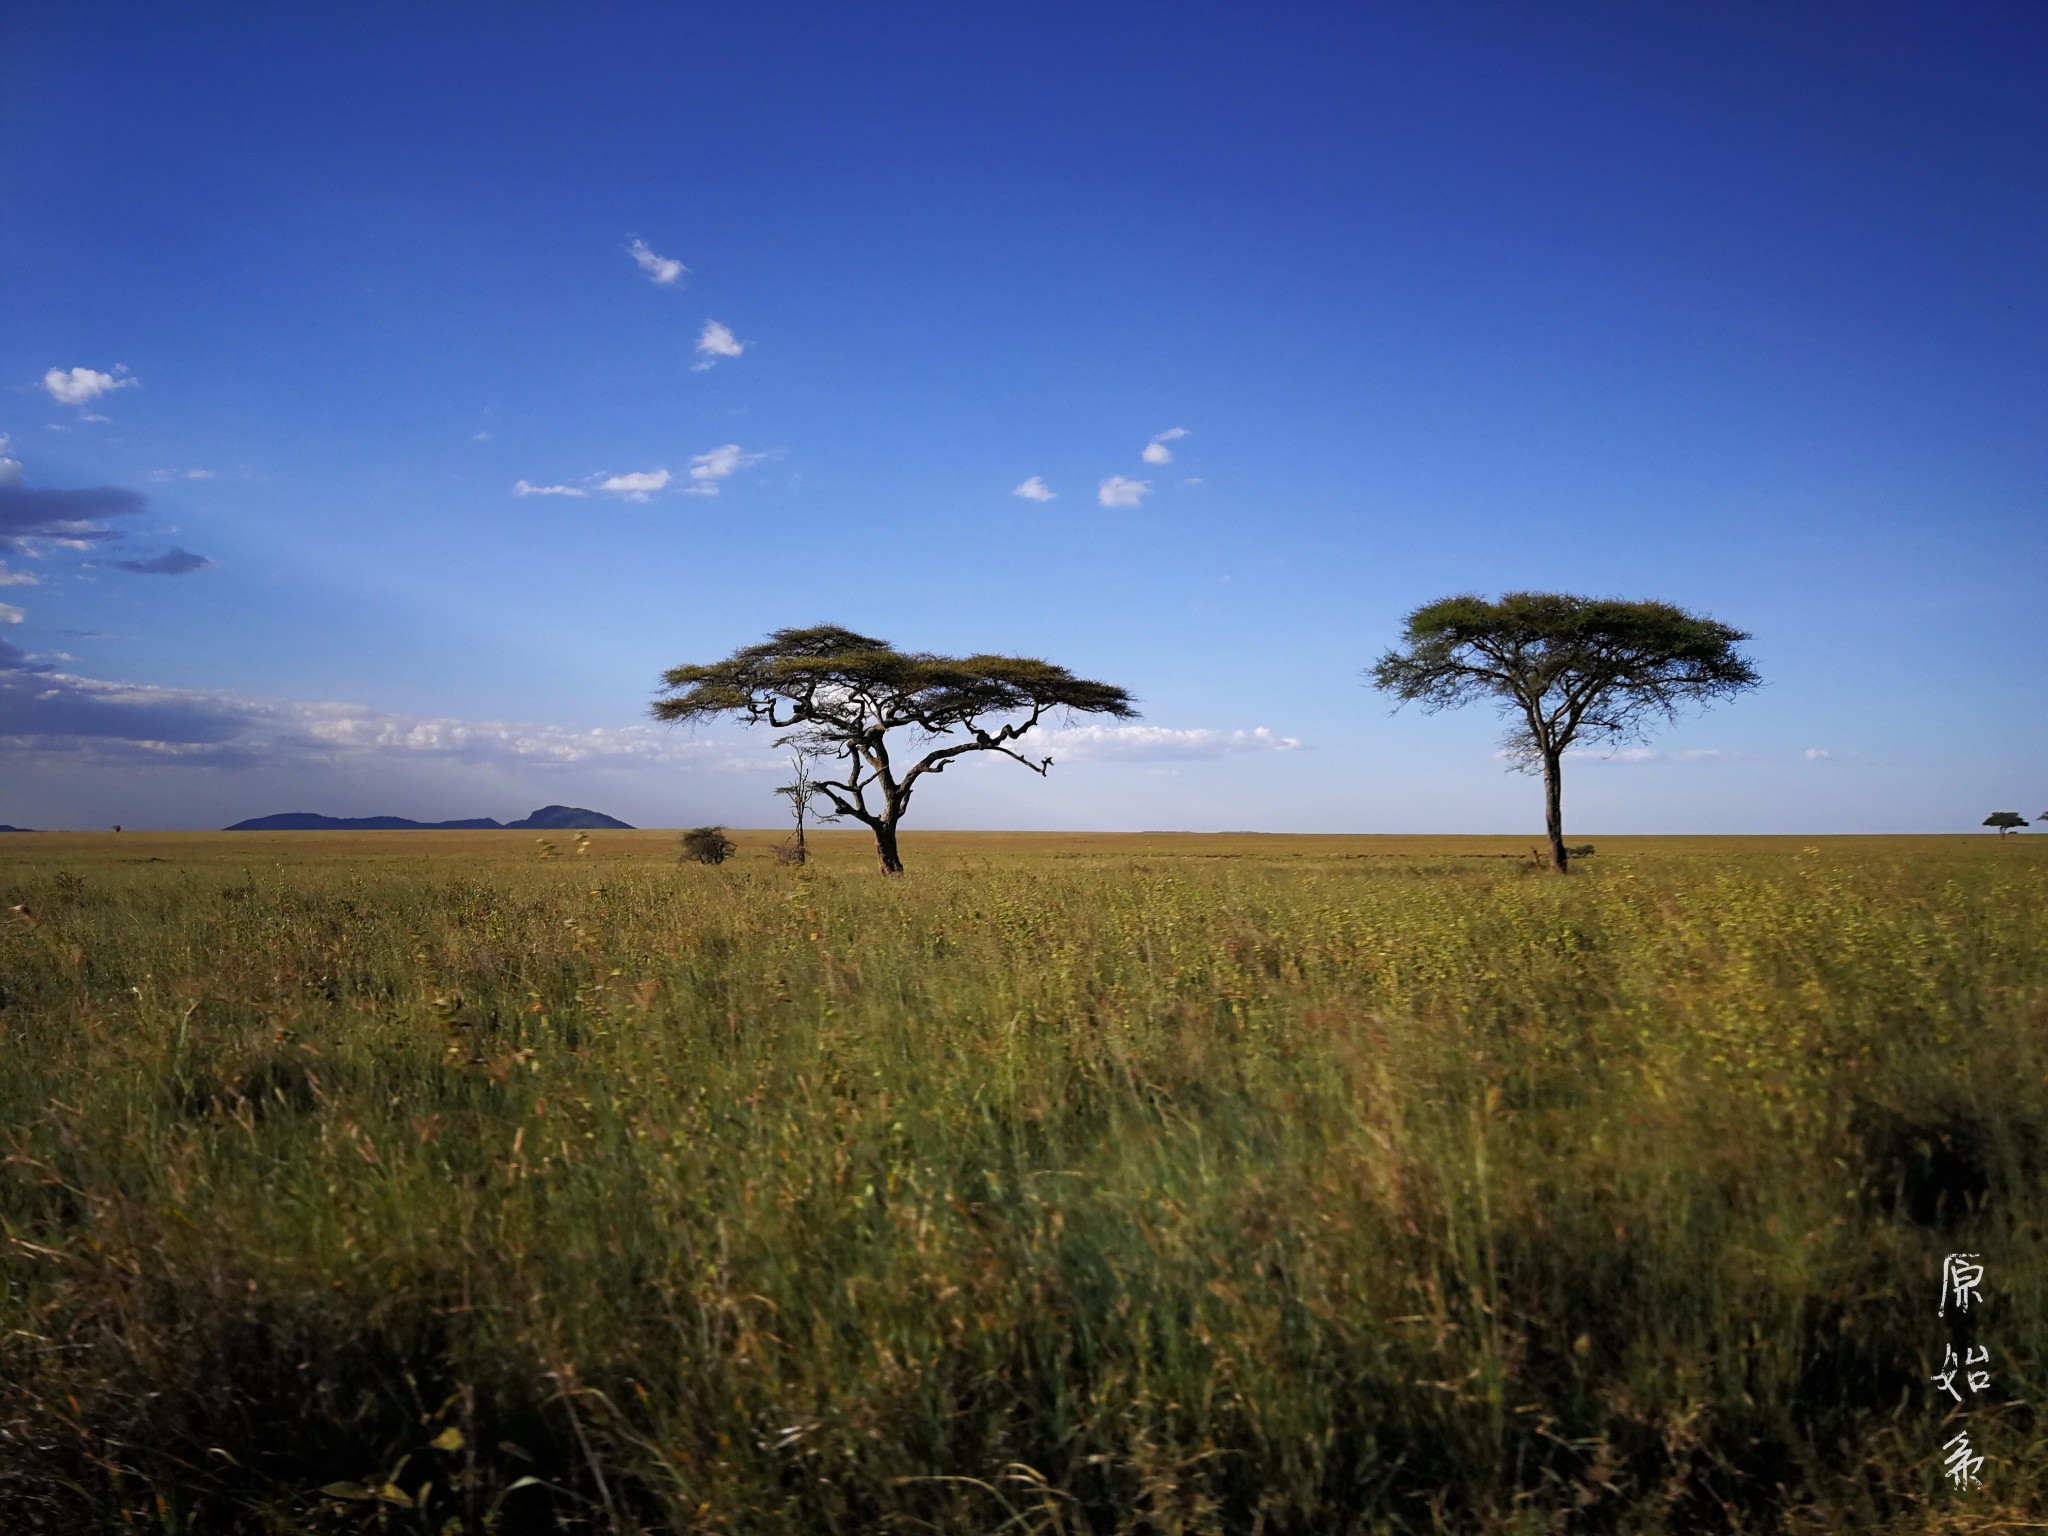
[1,831,2043,1533]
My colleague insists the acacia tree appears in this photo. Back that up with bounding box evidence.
[652,625,1136,873]
[1370,593,1760,873]
[1984,811,2028,836]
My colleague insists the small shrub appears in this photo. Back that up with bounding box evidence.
[680,826,736,865]
[1567,844,1596,858]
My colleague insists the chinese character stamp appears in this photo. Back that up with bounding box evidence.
[1943,1430,1983,1490]
[1929,1344,1991,1403]
[1938,1253,1983,1317]
[1933,1254,1993,1491]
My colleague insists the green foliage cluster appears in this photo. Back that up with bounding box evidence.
[2,837,2045,1532]
[652,625,1137,733]
[1370,593,1760,752]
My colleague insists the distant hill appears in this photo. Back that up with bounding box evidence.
[514,805,635,830]
[0,824,37,833]
[224,805,634,832]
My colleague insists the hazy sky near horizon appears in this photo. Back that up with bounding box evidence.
[1,2,2042,834]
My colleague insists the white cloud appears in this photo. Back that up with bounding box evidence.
[0,655,1302,778]
[513,479,589,498]
[42,367,136,407]
[0,660,779,775]
[1804,748,1832,761]
[628,238,687,286]
[1012,476,1056,502]
[147,468,216,482]
[691,320,746,370]
[685,443,766,496]
[473,431,493,442]
[0,436,20,487]
[1098,475,1152,509]
[0,564,38,587]
[1143,429,1187,465]
[597,469,671,502]
[1142,427,1188,465]
[1034,724,1302,762]
[292,705,750,767]
[0,603,22,624]
[1183,477,1205,487]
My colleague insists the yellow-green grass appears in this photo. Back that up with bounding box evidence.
[0,827,2012,873]
[1,833,2043,1533]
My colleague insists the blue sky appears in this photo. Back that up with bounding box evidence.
[1,2,2042,833]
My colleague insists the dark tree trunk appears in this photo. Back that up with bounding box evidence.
[1542,750,1568,873]
[872,818,905,875]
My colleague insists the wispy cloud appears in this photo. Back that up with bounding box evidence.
[1012,476,1056,502]
[1035,724,1302,762]
[0,655,777,774]
[0,436,20,487]
[628,238,687,286]
[685,443,765,496]
[0,603,22,625]
[691,320,746,370]
[147,468,215,483]
[1141,427,1188,466]
[597,469,671,502]
[1560,746,1775,765]
[0,646,1301,783]
[0,563,38,587]
[112,547,214,576]
[1804,748,1832,762]
[43,366,136,407]
[0,478,148,555]
[520,453,761,503]
[1098,475,1151,509]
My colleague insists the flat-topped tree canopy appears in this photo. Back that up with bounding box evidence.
[653,625,1137,872]
[1372,592,1760,873]
[1374,594,1759,740]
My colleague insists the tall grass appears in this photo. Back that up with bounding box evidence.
[1,835,2043,1532]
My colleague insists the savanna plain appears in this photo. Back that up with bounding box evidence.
[1,830,2043,1534]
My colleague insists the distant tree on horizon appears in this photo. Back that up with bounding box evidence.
[652,625,1137,874]
[1370,592,1761,873]
[679,826,737,864]
[1984,811,2028,836]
